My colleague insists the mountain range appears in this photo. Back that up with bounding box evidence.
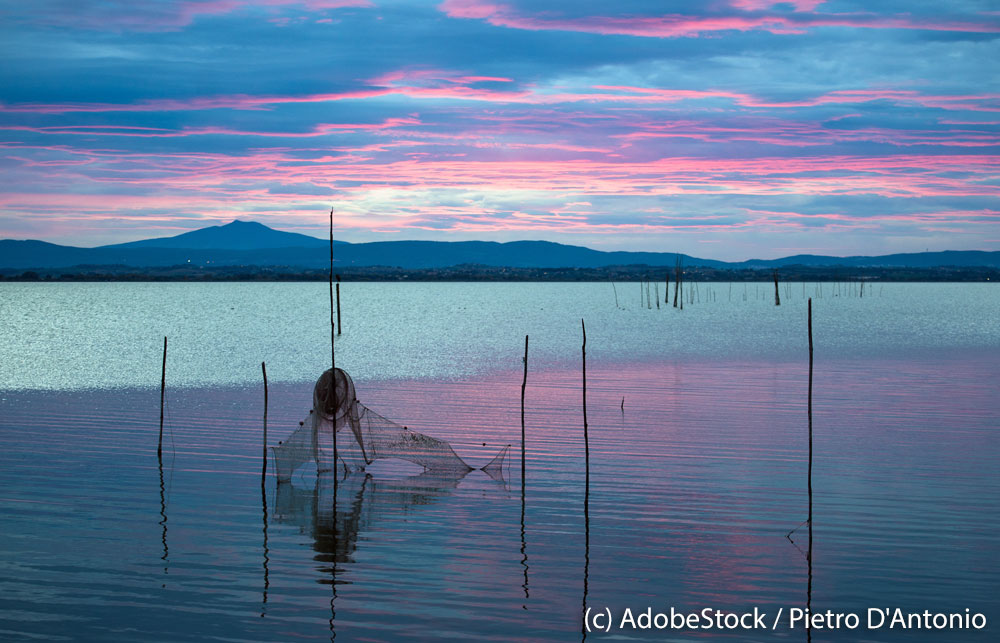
[2,220,998,271]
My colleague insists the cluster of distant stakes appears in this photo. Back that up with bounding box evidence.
[614,261,880,310]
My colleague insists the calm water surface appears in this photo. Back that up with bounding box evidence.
[0,282,997,641]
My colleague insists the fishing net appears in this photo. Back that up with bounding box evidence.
[273,368,505,482]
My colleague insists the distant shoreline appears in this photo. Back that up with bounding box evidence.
[2,264,996,282]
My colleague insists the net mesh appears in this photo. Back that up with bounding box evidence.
[273,368,501,481]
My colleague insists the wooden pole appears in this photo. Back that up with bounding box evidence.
[261,361,268,484]
[521,335,528,488]
[581,318,590,640]
[328,207,339,633]
[158,336,166,458]
[329,209,337,470]
[520,334,530,604]
[336,275,342,335]
[774,270,781,306]
[807,298,813,531]
[679,262,683,310]
[260,359,270,613]
[673,257,679,308]
[807,297,813,641]
[581,319,589,483]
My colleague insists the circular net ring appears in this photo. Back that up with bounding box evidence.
[313,367,356,421]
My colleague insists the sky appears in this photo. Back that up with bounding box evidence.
[0,0,998,259]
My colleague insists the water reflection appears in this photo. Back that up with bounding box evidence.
[273,468,478,568]
[157,454,169,589]
[260,485,269,618]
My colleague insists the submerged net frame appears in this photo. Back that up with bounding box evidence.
[273,368,507,483]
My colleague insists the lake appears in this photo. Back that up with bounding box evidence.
[0,282,997,641]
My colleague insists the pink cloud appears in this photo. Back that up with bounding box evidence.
[18,0,374,32]
[0,117,422,139]
[438,0,1000,37]
[6,78,996,117]
[729,0,825,11]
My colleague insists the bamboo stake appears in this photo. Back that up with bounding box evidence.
[521,335,528,489]
[774,270,781,306]
[329,209,337,469]
[336,275,342,335]
[807,298,813,531]
[261,361,268,484]
[328,207,339,634]
[581,319,589,474]
[673,257,679,308]
[581,318,590,640]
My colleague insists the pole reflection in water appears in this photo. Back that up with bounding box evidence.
[260,484,270,618]
[157,454,169,589]
[275,469,475,562]
[273,465,507,636]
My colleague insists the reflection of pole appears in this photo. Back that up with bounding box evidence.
[581,319,590,641]
[158,336,166,457]
[260,482,270,616]
[520,334,530,607]
[158,454,168,588]
[807,298,813,643]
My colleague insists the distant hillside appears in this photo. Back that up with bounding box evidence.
[2,220,999,272]
[105,220,332,250]
[732,250,1000,269]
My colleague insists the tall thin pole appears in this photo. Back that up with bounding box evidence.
[581,318,590,641]
[521,335,528,486]
[329,207,338,638]
[520,334,530,606]
[158,336,166,458]
[260,363,270,614]
[336,275,342,335]
[807,297,813,643]
[261,361,268,484]
[807,298,813,529]
[581,319,588,474]
[329,208,337,469]
[808,297,812,532]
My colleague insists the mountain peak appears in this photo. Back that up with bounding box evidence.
[224,219,266,228]
[101,219,329,251]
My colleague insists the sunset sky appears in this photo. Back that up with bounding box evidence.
[1,0,998,259]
